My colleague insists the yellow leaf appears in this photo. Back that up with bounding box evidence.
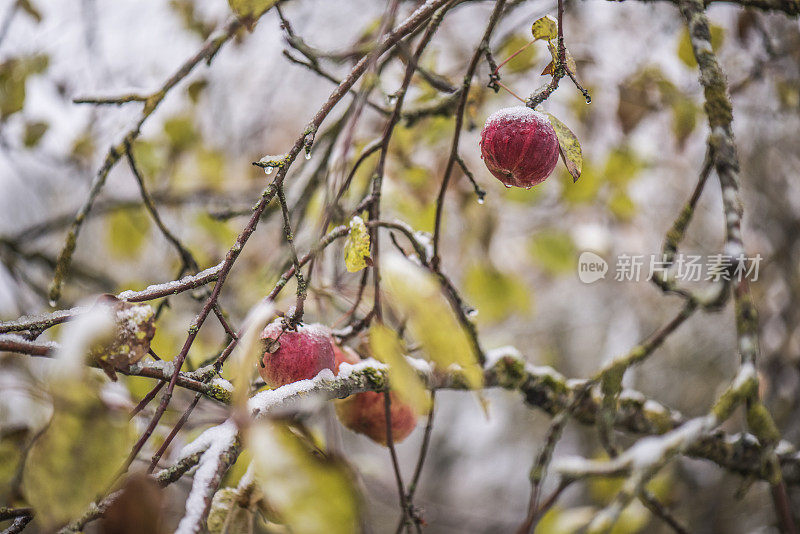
[249,421,360,534]
[369,324,431,414]
[343,215,370,273]
[531,15,558,41]
[23,378,135,529]
[463,263,532,323]
[228,302,274,408]
[228,0,278,20]
[382,255,482,389]
[544,112,582,182]
[677,24,724,68]
[106,209,151,259]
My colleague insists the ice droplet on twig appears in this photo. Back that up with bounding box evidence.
[305,151,312,160]
[477,197,485,205]
[264,167,273,175]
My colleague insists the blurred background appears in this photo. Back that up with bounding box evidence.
[1,0,799,532]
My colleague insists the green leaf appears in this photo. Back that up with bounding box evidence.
[671,96,698,149]
[544,112,582,182]
[163,115,199,153]
[382,255,482,389]
[249,421,360,534]
[369,324,431,414]
[0,55,48,119]
[463,263,531,323]
[529,231,577,275]
[603,147,643,187]
[343,215,370,273]
[106,208,151,259]
[23,377,135,529]
[496,34,538,74]
[531,15,557,41]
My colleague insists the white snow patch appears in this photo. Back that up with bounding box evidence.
[175,419,237,534]
[732,362,757,391]
[619,390,646,403]
[405,356,432,375]
[131,359,175,377]
[484,106,550,128]
[484,346,523,368]
[247,368,337,418]
[336,358,386,379]
[643,399,669,416]
[775,440,796,456]
[525,364,566,383]
[210,377,233,393]
[117,263,223,300]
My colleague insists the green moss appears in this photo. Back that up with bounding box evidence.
[208,383,232,404]
[703,82,733,129]
[712,377,756,421]
[600,363,625,396]
[746,403,780,445]
[361,367,387,391]
[493,356,527,389]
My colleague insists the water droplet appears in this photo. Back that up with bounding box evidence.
[467,308,479,318]
[477,197,485,205]
[48,299,57,307]
[503,183,512,189]
[305,151,312,160]
[525,185,532,190]
[264,167,273,175]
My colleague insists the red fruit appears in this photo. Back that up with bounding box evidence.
[480,106,559,188]
[259,320,335,387]
[333,345,418,446]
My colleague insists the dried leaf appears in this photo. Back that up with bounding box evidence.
[89,296,156,374]
[546,41,577,76]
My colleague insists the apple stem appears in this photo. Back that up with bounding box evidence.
[492,38,535,77]
[495,80,527,103]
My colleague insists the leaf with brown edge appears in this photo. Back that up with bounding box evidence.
[544,112,582,182]
[546,41,577,77]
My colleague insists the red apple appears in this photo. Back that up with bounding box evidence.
[259,320,336,387]
[480,106,559,188]
[333,345,418,445]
